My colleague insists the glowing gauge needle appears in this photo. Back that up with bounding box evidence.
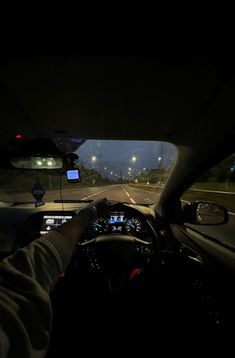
[125,218,142,233]
[93,219,109,232]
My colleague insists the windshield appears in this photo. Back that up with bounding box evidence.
[0,140,177,205]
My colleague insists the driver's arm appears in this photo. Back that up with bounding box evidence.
[0,202,103,358]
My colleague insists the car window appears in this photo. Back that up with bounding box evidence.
[182,153,235,247]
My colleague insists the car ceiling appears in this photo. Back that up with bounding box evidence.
[0,56,234,146]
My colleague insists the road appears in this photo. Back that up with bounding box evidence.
[4,184,235,248]
[76,184,161,204]
[8,184,161,205]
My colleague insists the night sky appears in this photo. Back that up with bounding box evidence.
[76,140,176,178]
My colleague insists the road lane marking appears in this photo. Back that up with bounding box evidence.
[122,186,136,204]
[81,186,114,200]
[122,186,130,196]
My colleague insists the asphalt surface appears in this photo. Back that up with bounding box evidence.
[6,184,161,205]
[2,184,235,248]
[77,184,161,204]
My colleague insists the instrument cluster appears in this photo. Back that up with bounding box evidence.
[91,211,145,236]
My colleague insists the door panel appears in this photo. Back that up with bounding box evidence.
[172,224,235,332]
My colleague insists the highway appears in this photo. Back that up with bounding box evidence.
[7,184,161,205]
[76,184,161,204]
[4,183,235,248]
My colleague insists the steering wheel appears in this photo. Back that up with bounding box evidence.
[76,208,158,291]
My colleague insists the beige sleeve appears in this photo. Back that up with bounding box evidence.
[0,231,72,357]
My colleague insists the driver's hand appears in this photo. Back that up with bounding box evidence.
[56,198,118,253]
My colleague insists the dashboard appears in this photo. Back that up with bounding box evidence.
[39,210,153,243]
[0,203,161,256]
[0,203,169,287]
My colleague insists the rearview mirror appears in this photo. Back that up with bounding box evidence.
[183,201,228,225]
[10,155,63,169]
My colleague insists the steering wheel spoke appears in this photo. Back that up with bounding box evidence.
[76,233,157,290]
[77,239,103,272]
[134,238,156,264]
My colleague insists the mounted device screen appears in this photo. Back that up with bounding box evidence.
[40,215,73,235]
[66,169,81,183]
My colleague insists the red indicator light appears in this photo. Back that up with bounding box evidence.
[15,134,23,139]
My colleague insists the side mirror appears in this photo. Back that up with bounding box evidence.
[183,201,229,225]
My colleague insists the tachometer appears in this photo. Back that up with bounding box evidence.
[125,218,142,235]
[92,218,109,234]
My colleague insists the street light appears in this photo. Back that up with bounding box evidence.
[91,156,97,163]
[131,157,137,177]
[131,156,137,164]
[158,156,162,169]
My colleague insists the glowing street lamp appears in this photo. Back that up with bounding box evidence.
[91,156,97,163]
[131,156,137,164]
[158,156,162,169]
[131,157,137,176]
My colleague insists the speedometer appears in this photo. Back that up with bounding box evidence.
[125,218,142,235]
[92,218,109,234]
